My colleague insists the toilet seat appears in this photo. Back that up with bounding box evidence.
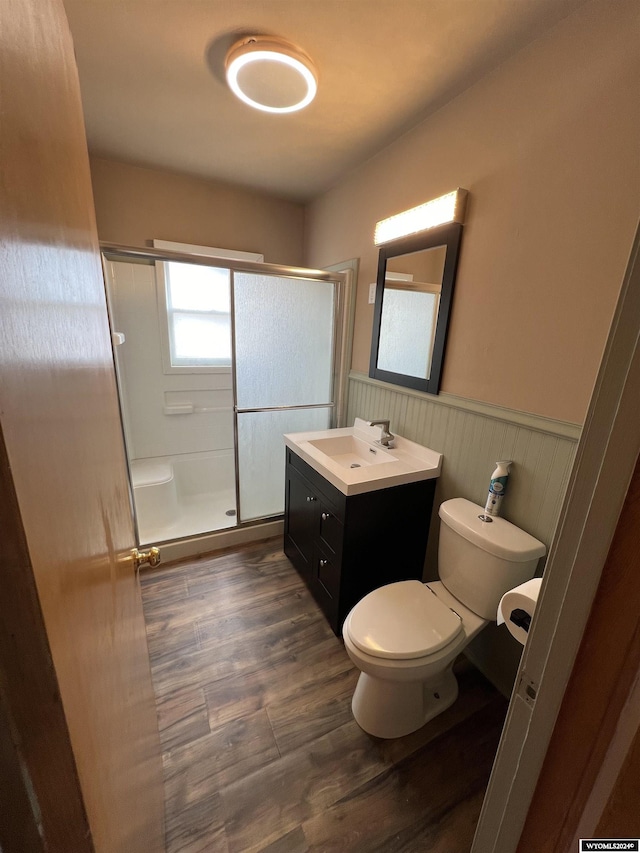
[347,580,463,660]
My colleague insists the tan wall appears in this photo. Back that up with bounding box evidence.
[305,0,640,423]
[90,156,305,265]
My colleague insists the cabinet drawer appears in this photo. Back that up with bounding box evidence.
[312,544,339,630]
[319,506,343,556]
[286,448,345,518]
[315,545,340,602]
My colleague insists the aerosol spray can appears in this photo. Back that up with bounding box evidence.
[480,461,512,522]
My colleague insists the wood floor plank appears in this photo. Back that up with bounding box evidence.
[186,549,300,597]
[146,594,237,644]
[196,608,334,670]
[257,826,309,853]
[187,562,303,603]
[140,563,189,592]
[144,599,199,635]
[147,624,200,671]
[155,687,211,752]
[163,708,281,795]
[165,791,228,853]
[266,665,360,755]
[204,635,354,731]
[195,585,317,645]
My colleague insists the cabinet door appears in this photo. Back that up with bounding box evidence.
[314,543,341,628]
[318,504,342,556]
[284,465,320,576]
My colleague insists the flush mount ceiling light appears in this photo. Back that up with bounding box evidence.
[225,36,318,114]
[374,189,469,246]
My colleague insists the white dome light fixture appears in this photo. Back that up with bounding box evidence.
[225,36,317,114]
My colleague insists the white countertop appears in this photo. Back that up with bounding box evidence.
[284,418,442,496]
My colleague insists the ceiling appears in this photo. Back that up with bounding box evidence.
[63,0,587,203]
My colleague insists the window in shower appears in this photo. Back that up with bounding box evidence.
[158,262,232,372]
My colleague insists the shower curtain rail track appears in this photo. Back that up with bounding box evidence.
[99,242,340,281]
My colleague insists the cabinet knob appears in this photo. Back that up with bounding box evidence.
[321,512,330,521]
[319,559,328,568]
[306,496,317,502]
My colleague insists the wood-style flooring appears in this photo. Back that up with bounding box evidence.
[140,538,507,853]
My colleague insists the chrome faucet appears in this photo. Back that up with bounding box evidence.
[369,419,395,448]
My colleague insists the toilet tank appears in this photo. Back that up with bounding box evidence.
[437,498,546,620]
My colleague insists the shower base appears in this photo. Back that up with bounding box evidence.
[137,487,237,545]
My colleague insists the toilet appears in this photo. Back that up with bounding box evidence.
[342,497,546,738]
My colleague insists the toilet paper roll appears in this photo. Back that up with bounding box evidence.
[497,578,542,645]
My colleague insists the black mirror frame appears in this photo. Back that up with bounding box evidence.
[368,220,463,395]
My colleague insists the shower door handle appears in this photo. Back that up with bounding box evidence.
[132,546,161,570]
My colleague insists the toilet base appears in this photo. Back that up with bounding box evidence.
[351,664,459,739]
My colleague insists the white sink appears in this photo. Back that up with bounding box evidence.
[307,434,398,468]
[284,418,442,496]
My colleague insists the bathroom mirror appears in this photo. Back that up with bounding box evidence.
[369,221,463,395]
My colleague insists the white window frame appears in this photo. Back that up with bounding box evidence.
[153,241,263,376]
[155,261,233,375]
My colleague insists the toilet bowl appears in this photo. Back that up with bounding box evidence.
[343,498,546,739]
[343,580,487,738]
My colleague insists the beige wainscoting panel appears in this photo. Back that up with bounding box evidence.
[348,372,579,547]
[347,372,581,695]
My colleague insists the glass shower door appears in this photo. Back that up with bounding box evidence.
[233,272,337,521]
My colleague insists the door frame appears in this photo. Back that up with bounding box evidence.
[473,222,640,849]
[324,258,359,427]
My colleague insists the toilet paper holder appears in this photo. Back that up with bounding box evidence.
[497,577,541,644]
[509,608,531,633]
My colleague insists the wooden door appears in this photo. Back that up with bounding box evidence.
[0,0,164,850]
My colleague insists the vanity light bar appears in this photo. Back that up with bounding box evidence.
[374,188,468,246]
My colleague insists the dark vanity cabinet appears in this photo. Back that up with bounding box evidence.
[284,447,437,634]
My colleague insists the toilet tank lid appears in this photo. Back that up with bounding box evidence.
[439,498,546,562]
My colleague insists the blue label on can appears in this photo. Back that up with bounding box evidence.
[489,475,509,496]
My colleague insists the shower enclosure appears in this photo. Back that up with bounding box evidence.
[102,247,346,546]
